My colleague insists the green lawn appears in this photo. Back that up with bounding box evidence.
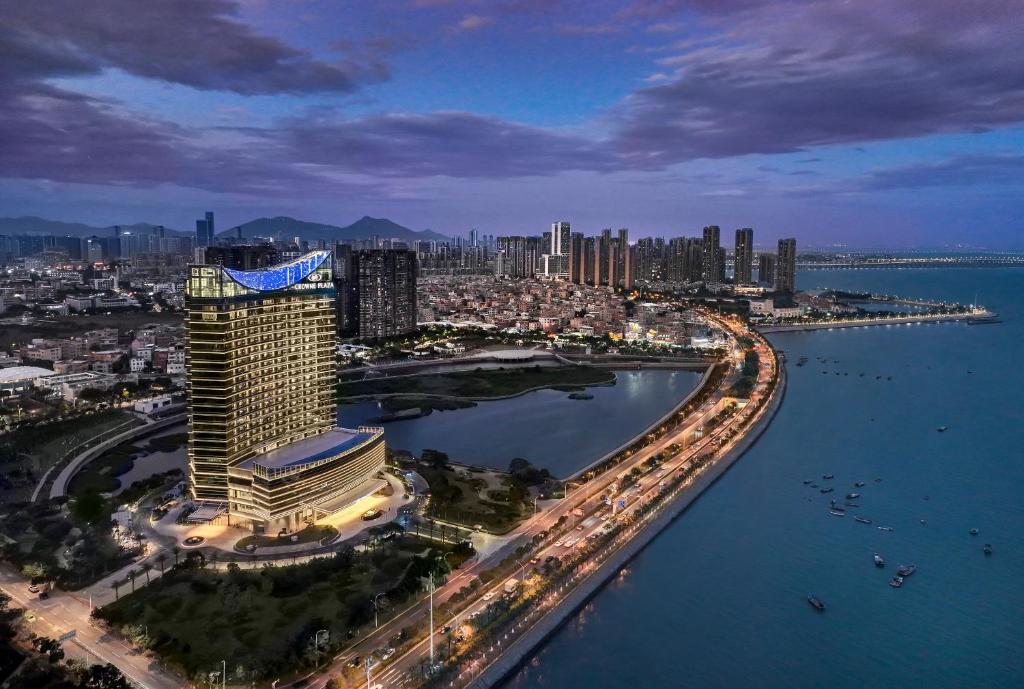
[418,464,528,533]
[338,364,615,400]
[235,524,338,551]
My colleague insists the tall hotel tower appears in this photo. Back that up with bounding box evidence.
[186,250,385,530]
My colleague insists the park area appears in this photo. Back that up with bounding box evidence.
[338,364,615,400]
[67,432,186,496]
[94,539,472,682]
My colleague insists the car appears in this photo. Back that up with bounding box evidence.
[380,647,396,660]
[482,591,496,601]
[28,584,39,594]
[347,656,361,668]
[530,556,540,564]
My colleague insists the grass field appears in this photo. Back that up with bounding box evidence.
[338,364,615,400]
[418,464,528,533]
[235,524,338,551]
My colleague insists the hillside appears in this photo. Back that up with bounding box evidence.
[0,216,184,237]
[224,215,449,243]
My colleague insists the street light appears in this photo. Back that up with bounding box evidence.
[314,629,328,668]
[373,592,386,628]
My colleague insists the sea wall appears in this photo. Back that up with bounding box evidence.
[465,363,788,689]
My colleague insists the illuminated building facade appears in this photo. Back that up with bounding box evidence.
[186,250,385,529]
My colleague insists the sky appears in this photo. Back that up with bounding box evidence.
[1,0,1022,247]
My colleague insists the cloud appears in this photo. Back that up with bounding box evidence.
[857,154,1024,191]
[455,15,493,31]
[2,0,389,95]
[270,111,618,178]
[607,0,1024,166]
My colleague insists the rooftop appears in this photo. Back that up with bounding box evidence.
[0,366,56,383]
[239,427,375,472]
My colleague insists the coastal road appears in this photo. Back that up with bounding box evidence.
[306,313,770,688]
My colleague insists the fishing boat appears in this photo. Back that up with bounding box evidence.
[807,595,826,611]
[937,426,948,432]
[829,509,846,517]
[820,487,834,494]
[897,564,917,577]
[846,493,860,499]
[889,575,904,588]
[970,528,979,536]
[822,473,834,480]
[878,525,895,532]
[854,481,866,488]
[856,516,872,525]
[873,553,885,567]
[983,543,993,555]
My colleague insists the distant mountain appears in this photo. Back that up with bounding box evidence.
[224,215,449,243]
[0,216,186,237]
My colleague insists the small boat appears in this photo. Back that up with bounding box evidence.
[846,493,860,499]
[920,519,927,525]
[874,478,883,483]
[802,479,813,485]
[970,528,979,536]
[983,543,993,555]
[829,509,846,517]
[820,487,834,494]
[896,564,916,577]
[854,481,866,488]
[822,474,834,480]
[807,595,825,611]
[889,575,904,588]
[937,426,948,433]
[873,553,885,566]
[845,502,860,508]
[967,314,1001,325]
[810,483,819,488]
[856,516,873,525]
[878,525,895,532]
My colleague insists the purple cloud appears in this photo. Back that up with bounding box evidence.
[3,0,389,95]
[609,0,1024,165]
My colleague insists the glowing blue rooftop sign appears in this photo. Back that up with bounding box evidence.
[223,251,331,292]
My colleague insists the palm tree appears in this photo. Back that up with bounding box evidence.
[209,551,219,570]
[142,563,152,585]
[128,570,137,593]
[111,580,120,601]
[156,552,167,574]
[171,545,180,567]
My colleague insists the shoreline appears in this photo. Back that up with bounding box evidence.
[756,310,991,333]
[465,356,787,688]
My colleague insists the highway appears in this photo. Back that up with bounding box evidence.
[308,313,777,689]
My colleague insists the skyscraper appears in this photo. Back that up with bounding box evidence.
[702,225,721,283]
[185,251,385,529]
[758,253,776,286]
[776,238,797,293]
[354,249,418,338]
[734,228,754,284]
[195,211,215,248]
[569,232,585,284]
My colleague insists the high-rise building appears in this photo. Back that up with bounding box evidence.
[702,225,721,283]
[734,228,754,284]
[758,253,776,286]
[354,249,418,338]
[185,251,385,530]
[550,221,571,257]
[717,246,727,283]
[776,238,797,293]
[333,243,359,337]
[195,211,215,248]
[569,232,585,284]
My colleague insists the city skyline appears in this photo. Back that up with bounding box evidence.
[2,1,1023,247]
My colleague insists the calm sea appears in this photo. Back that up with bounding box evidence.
[501,267,1024,689]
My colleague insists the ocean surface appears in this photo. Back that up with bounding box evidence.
[501,267,1024,689]
[340,368,702,478]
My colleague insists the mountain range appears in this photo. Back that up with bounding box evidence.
[223,216,450,243]
[0,215,450,243]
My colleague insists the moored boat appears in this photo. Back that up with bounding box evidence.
[983,543,993,555]
[807,595,826,611]
[889,575,904,588]
[873,553,885,567]
[856,516,873,525]
[878,525,894,532]
[846,493,860,499]
[829,509,846,517]
[897,564,917,577]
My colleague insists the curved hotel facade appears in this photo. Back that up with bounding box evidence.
[185,250,385,530]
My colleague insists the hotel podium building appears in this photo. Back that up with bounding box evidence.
[185,250,385,531]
